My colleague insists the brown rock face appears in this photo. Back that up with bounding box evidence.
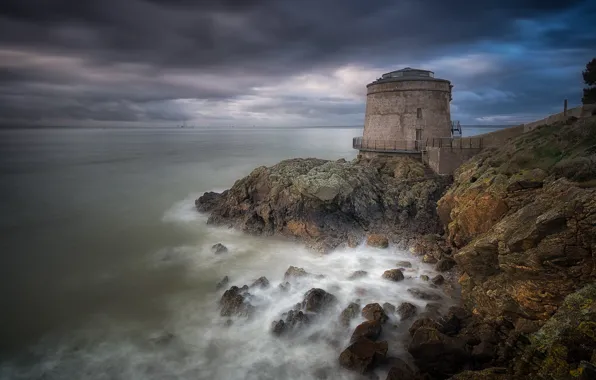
[339,302,361,326]
[366,234,389,248]
[362,303,389,324]
[339,338,388,374]
[350,321,382,343]
[195,158,451,252]
[301,288,338,313]
[219,286,254,317]
[396,302,418,321]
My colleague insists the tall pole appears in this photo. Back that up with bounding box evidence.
[564,99,568,116]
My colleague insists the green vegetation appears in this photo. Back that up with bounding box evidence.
[582,58,596,105]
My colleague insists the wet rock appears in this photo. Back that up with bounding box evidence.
[220,286,254,317]
[302,288,338,313]
[271,320,285,336]
[250,276,270,289]
[435,258,456,272]
[385,357,416,380]
[449,367,508,379]
[396,302,417,321]
[408,327,470,378]
[340,302,361,326]
[271,309,311,336]
[348,270,369,280]
[367,234,389,248]
[224,319,233,327]
[396,260,412,268]
[407,288,442,301]
[431,274,445,285]
[278,281,291,292]
[150,332,175,346]
[420,274,430,281]
[355,287,368,297]
[351,321,382,343]
[195,191,220,212]
[382,303,396,315]
[422,254,438,264]
[424,302,442,316]
[362,303,389,324]
[211,243,228,254]
[339,338,389,374]
[284,266,309,280]
[381,269,404,282]
[215,275,229,290]
[408,317,441,336]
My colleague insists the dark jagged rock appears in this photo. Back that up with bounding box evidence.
[407,288,442,301]
[340,302,361,326]
[431,274,445,285]
[381,269,404,282]
[271,309,311,336]
[339,337,389,374]
[351,321,382,343]
[250,276,270,289]
[215,275,229,290]
[385,357,416,380]
[367,234,389,248]
[435,258,456,272]
[219,286,254,317]
[284,266,309,280]
[396,302,418,321]
[302,288,338,313]
[211,243,228,254]
[278,281,291,292]
[196,158,451,252]
[408,327,470,378]
[348,270,369,280]
[382,303,396,315]
[362,303,389,324]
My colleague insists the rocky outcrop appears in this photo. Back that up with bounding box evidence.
[196,157,451,252]
[381,269,404,282]
[339,338,389,374]
[340,302,361,326]
[362,303,389,324]
[219,285,255,317]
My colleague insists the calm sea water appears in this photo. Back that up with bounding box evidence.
[0,125,504,379]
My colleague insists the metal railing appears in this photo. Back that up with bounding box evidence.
[353,136,483,152]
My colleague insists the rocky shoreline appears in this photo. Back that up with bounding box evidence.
[196,116,596,379]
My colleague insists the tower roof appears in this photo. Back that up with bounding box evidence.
[368,67,450,86]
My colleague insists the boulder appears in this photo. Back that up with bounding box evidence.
[348,270,369,280]
[271,309,310,336]
[382,303,396,315]
[381,269,404,282]
[278,281,291,292]
[396,302,417,321]
[250,276,270,289]
[350,321,382,343]
[396,260,412,268]
[215,275,229,290]
[339,338,388,374]
[431,274,445,285]
[302,288,338,313]
[211,243,228,254]
[362,303,389,324]
[385,358,416,380]
[367,234,389,248]
[408,327,470,377]
[284,266,309,280]
[219,286,254,317]
[340,302,361,326]
[407,288,442,301]
[435,258,456,272]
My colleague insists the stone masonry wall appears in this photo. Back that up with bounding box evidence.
[363,80,452,143]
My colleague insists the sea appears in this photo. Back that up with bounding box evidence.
[0,125,506,380]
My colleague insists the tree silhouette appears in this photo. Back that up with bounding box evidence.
[582,58,596,104]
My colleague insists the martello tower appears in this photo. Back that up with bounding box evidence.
[362,67,453,144]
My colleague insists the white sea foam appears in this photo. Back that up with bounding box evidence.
[1,200,453,380]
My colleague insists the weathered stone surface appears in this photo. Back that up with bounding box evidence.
[382,303,396,315]
[396,302,418,321]
[348,270,369,280]
[367,234,389,248]
[339,338,389,374]
[362,303,389,324]
[381,269,404,282]
[350,321,382,343]
[448,368,508,380]
[278,281,291,292]
[396,260,412,268]
[211,243,228,254]
[302,288,338,313]
[385,358,416,380]
[408,327,470,377]
[340,302,361,326]
[219,286,254,317]
[271,309,311,336]
[284,266,309,280]
[431,274,445,285]
[215,275,229,290]
[196,158,451,252]
[250,276,270,289]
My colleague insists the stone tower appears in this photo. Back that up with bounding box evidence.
[362,67,453,144]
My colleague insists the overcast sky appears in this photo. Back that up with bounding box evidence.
[0,0,595,127]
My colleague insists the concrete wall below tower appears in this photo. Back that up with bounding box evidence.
[423,146,482,175]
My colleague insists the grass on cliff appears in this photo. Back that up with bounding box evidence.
[482,116,596,184]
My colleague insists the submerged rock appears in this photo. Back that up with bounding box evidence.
[396,302,417,321]
[435,258,456,272]
[362,303,389,324]
[385,358,416,380]
[382,303,396,315]
[302,288,338,313]
[211,243,228,254]
[215,275,229,290]
[340,302,361,326]
[381,269,404,282]
[348,270,369,280]
[407,288,442,301]
[351,321,382,343]
[395,260,412,268]
[284,266,309,280]
[219,286,254,317]
[250,276,270,289]
[431,274,445,286]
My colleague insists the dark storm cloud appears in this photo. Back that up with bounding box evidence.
[0,0,594,126]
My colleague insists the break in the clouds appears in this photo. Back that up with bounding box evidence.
[0,0,595,127]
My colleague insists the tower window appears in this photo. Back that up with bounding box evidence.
[417,108,422,119]
[416,129,423,140]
